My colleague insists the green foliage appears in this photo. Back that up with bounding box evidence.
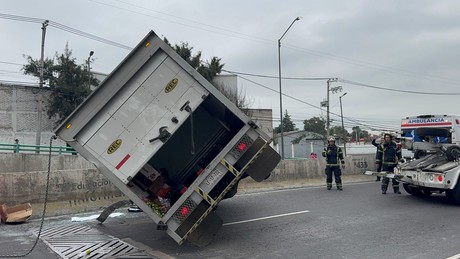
[330,126,350,140]
[274,110,297,133]
[291,133,306,144]
[165,38,224,82]
[23,43,97,124]
[303,117,326,137]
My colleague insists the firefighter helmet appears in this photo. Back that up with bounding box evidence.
[328,136,336,142]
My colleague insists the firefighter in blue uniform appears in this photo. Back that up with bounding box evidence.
[376,133,403,194]
[322,136,345,190]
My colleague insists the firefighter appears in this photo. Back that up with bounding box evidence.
[322,136,345,190]
[371,137,383,181]
[376,133,403,194]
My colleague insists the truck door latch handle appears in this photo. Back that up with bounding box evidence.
[149,126,171,143]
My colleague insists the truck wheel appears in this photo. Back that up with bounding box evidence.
[445,146,460,162]
[223,182,238,199]
[403,184,423,196]
[414,150,426,159]
[446,184,460,205]
[402,183,413,194]
[421,188,432,196]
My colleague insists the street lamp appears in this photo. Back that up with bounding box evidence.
[87,51,94,88]
[278,16,301,160]
[339,92,347,156]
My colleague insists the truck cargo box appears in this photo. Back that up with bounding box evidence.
[55,31,281,246]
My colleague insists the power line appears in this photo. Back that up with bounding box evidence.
[0,13,133,50]
[222,69,331,81]
[340,78,460,95]
[0,61,23,66]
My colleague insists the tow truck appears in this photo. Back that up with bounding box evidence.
[367,115,460,204]
[54,31,281,246]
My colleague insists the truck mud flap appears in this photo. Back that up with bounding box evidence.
[244,146,281,182]
[186,211,223,247]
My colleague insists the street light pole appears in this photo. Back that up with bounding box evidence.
[87,51,94,89]
[340,92,347,156]
[278,16,301,160]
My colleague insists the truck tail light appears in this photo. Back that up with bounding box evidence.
[173,199,196,223]
[230,135,253,159]
[438,175,443,182]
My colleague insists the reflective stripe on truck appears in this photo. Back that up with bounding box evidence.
[178,140,271,245]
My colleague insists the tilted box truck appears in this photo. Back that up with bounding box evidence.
[54,31,281,246]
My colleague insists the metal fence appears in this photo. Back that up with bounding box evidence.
[0,143,77,155]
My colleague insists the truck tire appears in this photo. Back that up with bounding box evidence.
[445,146,460,162]
[402,183,413,194]
[223,182,238,199]
[404,185,432,197]
[413,150,427,159]
[446,183,460,205]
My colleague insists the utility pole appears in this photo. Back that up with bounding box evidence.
[326,79,331,137]
[36,20,49,152]
[278,16,301,160]
[340,92,347,156]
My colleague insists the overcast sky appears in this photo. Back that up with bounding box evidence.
[2,0,460,133]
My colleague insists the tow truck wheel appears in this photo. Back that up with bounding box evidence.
[413,150,427,159]
[402,183,413,194]
[445,146,460,162]
[446,183,460,205]
[403,184,424,196]
[421,188,432,196]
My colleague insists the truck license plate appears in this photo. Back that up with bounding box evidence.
[205,169,223,186]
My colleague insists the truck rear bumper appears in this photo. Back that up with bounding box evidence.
[396,169,454,190]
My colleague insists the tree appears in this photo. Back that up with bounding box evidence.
[330,126,349,140]
[165,39,252,111]
[274,110,297,134]
[351,126,369,141]
[303,117,326,137]
[23,43,97,124]
[166,40,223,82]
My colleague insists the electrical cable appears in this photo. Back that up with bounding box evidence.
[0,135,55,258]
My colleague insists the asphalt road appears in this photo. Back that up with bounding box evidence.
[94,181,460,259]
[2,180,459,259]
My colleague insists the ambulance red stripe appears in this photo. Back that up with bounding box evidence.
[401,122,452,128]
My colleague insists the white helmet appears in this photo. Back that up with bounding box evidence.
[328,136,336,142]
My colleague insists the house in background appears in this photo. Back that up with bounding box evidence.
[274,130,325,159]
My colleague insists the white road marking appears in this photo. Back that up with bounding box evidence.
[446,254,460,259]
[223,210,310,226]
